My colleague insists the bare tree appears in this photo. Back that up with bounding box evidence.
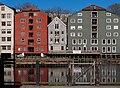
[107,3,120,15]
[14,2,37,10]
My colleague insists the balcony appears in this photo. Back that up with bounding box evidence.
[29,19,33,24]
[29,33,33,38]
[28,40,34,45]
[92,26,97,32]
[28,47,34,52]
[91,12,97,18]
[29,13,33,18]
[29,26,33,30]
[92,33,97,38]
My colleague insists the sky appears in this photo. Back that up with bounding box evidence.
[0,0,120,12]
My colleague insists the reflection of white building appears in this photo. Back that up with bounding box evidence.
[0,3,14,85]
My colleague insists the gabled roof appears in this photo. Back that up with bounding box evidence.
[0,2,4,5]
[48,16,66,27]
[22,6,40,11]
[82,5,106,11]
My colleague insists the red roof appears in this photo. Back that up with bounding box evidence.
[82,5,106,11]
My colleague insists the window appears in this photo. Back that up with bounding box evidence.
[91,12,97,17]
[34,12,38,16]
[106,18,111,23]
[50,72,53,76]
[91,46,98,51]
[50,38,53,42]
[72,46,76,50]
[7,46,11,50]
[1,14,6,18]
[21,25,25,29]
[37,38,41,44]
[113,18,119,23]
[78,39,82,45]
[50,31,53,34]
[29,19,33,24]
[50,46,53,50]
[37,25,40,29]
[77,19,82,23]
[36,47,39,51]
[70,19,75,23]
[71,26,75,30]
[106,25,111,30]
[55,38,59,43]
[24,12,28,16]
[102,47,106,53]
[1,6,5,11]
[40,48,44,51]
[21,32,25,36]
[7,29,11,34]
[23,70,27,75]
[70,32,75,37]
[29,13,33,18]
[1,29,6,34]
[106,12,111,16]
[2,37,6,41]
[61,31,64,34]
[78,32,82,37]
[18,48,22,51]
[7,21,11,26]
[2,21,6,26]
[78,46,82,50]
[107,39,111,45]
[36,18,42,22]
[78,26,82,30]
[37,32,40,36]
[7,13,12,18]
[77,13,82,16]
[114,26,118,29]
[23,47,26,51]
[83,39,87,44]
[2,46,6,50]
[21,38,25,44]
[107,46,111,53]
[20,18,25,22]
[92,19,97,25]
[72,39,77,45]
[61,46,64,50]
[102,39,106,45]
[55,24,59,29]
[91,39,98,45]
[61,38,64,42]
[112,46,116,53]
[113,32,119,37]
[112,39,116,45]
[83,47,87,50]
[7,37,11,41]
[106,32,111,37]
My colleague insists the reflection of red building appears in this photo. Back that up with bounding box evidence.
[15,64,48,83]
[15,6,48,55]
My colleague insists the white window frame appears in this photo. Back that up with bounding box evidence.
[77,13,82,16]
[77,19,82,23]
[112,46,116,53]
[70,26,75,30]
[113,32,119,37]
[70,32,75,37]
[106,25,111,30]
[106,32,111,37]
[78,26,82,30]
[83,39,87,45]
[107,39,111,45]
[106,12,111,16]
[78,39,82,45]
[114,25,118,29]
[107,46,111,53]
[91,39,98,45]
[102,46,106,53]
[70,19,75,23]
[113,18,119,23]
[106,18,111,23]
[77,32,82,37]
[90,46,98,51]
[72,46,77,50]
[72,39,77,45]
[112,39,116,45]
[102,39,106,45]
[83,46,87,51]
[78,46,82,50]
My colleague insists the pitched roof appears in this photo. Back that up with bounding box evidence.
[22,6,39,11]
[82,5,106,11]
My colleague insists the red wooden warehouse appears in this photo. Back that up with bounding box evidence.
[15,6,48,56]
